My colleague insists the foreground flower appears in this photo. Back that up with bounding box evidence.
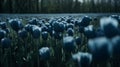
[72,52,92,67]
[63,36,75,52]
[31,25,41,39]
[100,17,119,38]
[42,31,48,40]
[39,47,50,60]
[1,38,11,48]
[88,37,112,63]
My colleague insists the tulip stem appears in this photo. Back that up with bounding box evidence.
[36,39,39,67]
[47,61,49,67]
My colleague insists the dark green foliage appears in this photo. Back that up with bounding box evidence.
[0,0,120,13]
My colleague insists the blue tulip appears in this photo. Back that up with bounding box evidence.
[94,17,97,21]
[66,18,72,23]
[80,16,92,27]
[88,37,112,62]
[1,38,11,48]
[100,17,119,38]
[39,47,50,60]
[49,18,56,26]
[75,36,82,45]
[42,31,48,40]
[0,22,7,29]
[74,20,79,27]
[9,19,23,32]
[24,24,33,33]
[67,28,74,36]
[31,26,41,39]
[41,25,48,32]
[63,36,75,52]
[53,21,59,32]
[84,25,96,39]
[47,26,52,33]
[0,30,6,40]
[72,52,92,67]
[67,23,74,29]
[53,21,65,33]
[59,22,65,33]
[28,18,39,25]
[18,29,28,39]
